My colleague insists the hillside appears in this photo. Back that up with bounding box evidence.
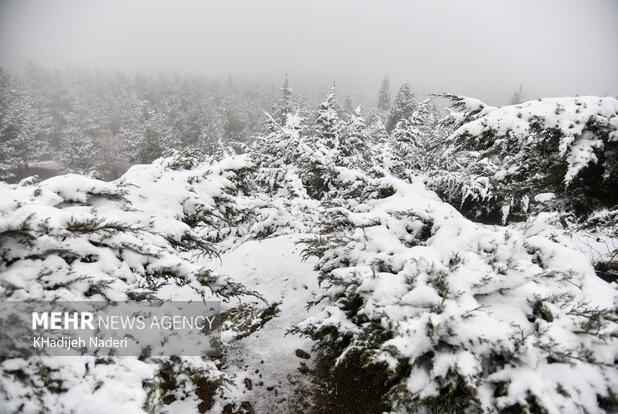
[1,95,617,414]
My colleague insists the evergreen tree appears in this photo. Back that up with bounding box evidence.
[123,101,181,164]
[377,73,391,113]
[409,99,436,150]
[59,112,96,173]
[299,172,618,414]
[337,106,372,169]
[385,99,437,178]
[221,98,247,142]
[366,114,389,145]
[0,70,52,179]
[386,82,416,131]
[291,88,344,199]
[509,82,525,105]
[388,117,420,177]
[271,74,294,127]
[197,109,226,155]
[343,95,354,114]
[429,96,618,223]
[314,86,343,149]
[254,111,305,168]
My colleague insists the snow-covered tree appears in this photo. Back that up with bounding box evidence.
[386,82,417,131]
[337,106,372,169]
[0,149,283,412]
[509,83,525,105]
[280,87,343,199]
[377,74,392,113]
[388,117,422,178]
[383,99,437,178]
[433,93,496,132]
[123,101,181,164]
[253,112,305,169]
[343,95,354,114]
[367,114,389,145]
[270,75,294,128]
[314,86,343,149]
[0,70,52,179]
[59,112,96,174]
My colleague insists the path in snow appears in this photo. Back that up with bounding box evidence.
[212,234,323,413]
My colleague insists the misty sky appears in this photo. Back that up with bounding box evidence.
[1,0,616,104]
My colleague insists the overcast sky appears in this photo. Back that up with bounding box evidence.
[1,0,616,104]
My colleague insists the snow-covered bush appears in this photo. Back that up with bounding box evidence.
[0,149,280,412]
[298,172,618,414]
[429,96,618,223]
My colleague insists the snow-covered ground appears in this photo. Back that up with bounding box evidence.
[213,234,322,413]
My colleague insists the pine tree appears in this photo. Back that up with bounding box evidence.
[343,95,354,114]
[123,101,181,164]
[386,82,416,131]
[384,99,437,178]
[59,112,96,174]
[221,98,246,143]
[271,74,294,127]
[253,111,305,169]
[337,106,372,169]
[377,74,391,113]
[388,117,420,177]
[0,70,52,179]
[314,86,342,149]
[409,99,436,150]
[509,83,525,105]
[366,114,389,145]
[291,88,344,199]
[299,176,618,413]
[197,112,225,155]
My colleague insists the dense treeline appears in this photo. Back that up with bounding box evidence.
[0,63,278,180]
[2,63,617,230]
[2,64,451,184]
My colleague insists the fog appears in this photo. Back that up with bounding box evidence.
[1,0,617,104]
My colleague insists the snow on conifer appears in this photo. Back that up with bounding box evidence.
[337,106,372,170]
[386,82,417,132]
[0,149,286,412]
[2,87,617,414]
[429,96,618,223]
[297,171,618,414]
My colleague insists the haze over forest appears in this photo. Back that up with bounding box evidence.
[1,0,617,105]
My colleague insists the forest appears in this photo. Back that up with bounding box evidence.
[0,64,617,413]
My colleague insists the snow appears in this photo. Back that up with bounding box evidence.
[1,93,616,413]
[210,234,323,413]
[431,96,618,223]
[298,169,618,413]
[534,192,555,203]
[452,96,618,186]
